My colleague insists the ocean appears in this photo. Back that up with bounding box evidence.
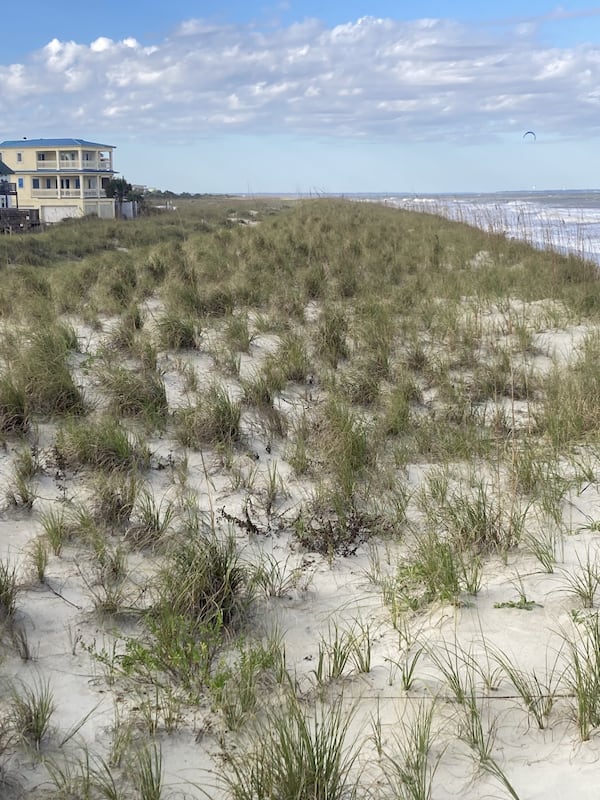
[356,191,600,266]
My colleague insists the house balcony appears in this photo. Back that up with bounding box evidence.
[36,158,113,171]
[31,188,107,199]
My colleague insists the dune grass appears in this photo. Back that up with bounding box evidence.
[2,196,600,797]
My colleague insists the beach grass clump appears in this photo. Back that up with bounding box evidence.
[103,303,144,351]
[175,383,241,448]
[402,534,469,607]
[273,330,311,383]
[221,694,359,800]
[9,677,55,749]
[126,489,177,549]
[91,253,139,313]
[97,363,168,423]
[537,333,600,449]
[562,612,600,740]
[318,396,376,501]
[382,701,440,800]
[314,305,349,369]
[492,647,559,730]
[381,373,421,437]
[340,357,383,406]
[54,415,151,471]
[155,307,200,350]
[224,311,254,353]
[159,532,250,627]
[39,506,69,556]
[90,470,139,528]
[355,300,395,379]
[8,323,85,417]
[0,374,29,434]
[241,364,286,408]
[120,532,253,690]
[0,559,18,621]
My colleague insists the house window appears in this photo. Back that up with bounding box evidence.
[32,178,40,189]
[45,179,52,189]
[17,153,22,162]
[75,178,80,189]
[37,152,45,161]
[17,178,24,188]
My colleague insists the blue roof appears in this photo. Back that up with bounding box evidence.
[0,138,114,149]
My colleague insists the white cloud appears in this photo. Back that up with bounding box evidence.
[2,15,600,143]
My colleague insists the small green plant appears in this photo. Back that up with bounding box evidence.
[382,701,440,800]
[492,647,562,729]
[134,744,164,800]
[10,677,55,749]
[5,445,41,509]
[0,559,18,620]
[210,638,286,730]
[40,506,68,556]
[251,551,306,598]
[46,749,121,800]
[560,549,600,608]
[127,488,176,548]
[523,524,563,573]
[563,612,600,740]
[29,537,48,582]
[90,470,139,527]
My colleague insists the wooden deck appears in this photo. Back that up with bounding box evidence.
[0,208,41,233]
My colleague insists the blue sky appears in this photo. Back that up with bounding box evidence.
[3,1,600,193]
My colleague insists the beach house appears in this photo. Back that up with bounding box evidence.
[0,138,117,222]
[0,159,17,209]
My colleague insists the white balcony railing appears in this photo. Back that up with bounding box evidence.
[31,189,106,199]
[31,189,59,198]
[36,159,112,171]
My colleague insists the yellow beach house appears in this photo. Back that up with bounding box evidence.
[0,138,117,222]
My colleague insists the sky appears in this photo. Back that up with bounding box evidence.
[3,1,600,194]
